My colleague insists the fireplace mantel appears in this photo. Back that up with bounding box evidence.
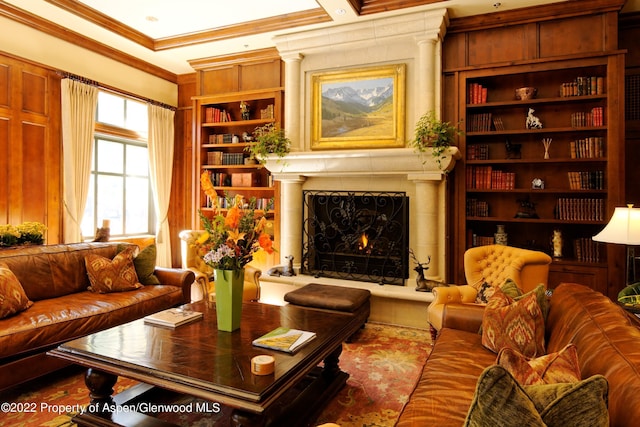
[264,147,460,179]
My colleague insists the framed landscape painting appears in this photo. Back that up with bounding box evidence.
[311,64,406,150]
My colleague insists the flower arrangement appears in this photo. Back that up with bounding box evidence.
[0,222,47,247]
[198,172,275,271]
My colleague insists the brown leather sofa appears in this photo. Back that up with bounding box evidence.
[397,283,640,426]
[0,242,194,391]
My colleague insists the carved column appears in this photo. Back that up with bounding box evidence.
[408,173,445,280]
[281,53,303,150]
[275,174,306,265]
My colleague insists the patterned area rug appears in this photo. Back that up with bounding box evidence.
[1,323,432,427]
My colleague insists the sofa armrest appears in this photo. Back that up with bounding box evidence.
[432,285,478,304]
[442,303,485,333]
[154,267,195,304]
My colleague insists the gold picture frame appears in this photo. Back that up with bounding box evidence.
[311,64,406,150]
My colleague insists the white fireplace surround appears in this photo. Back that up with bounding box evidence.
[263,7,458,295]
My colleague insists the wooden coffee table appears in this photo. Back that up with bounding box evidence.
[48,300,364,426]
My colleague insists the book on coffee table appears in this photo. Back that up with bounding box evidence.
[144,308,203,328]
[252,327,316,353]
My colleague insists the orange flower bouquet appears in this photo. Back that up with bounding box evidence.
[199,172,274,271]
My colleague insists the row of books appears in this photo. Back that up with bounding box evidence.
[466,199,489,217]
[205,172,260,187]
[467,144,490,160]
[208,133,235,144]
[204,195,273,210]
[569,137,605,159]
[468,83,488,104]
[570,107,605,127]
[574,238,602,263]
[469,234,497,247]
[555,198,605,221]
[206,152,245,166]
[204,107,232,123]
[259,104,275,119]
[559,76,605,97]
[468,113,494,132]
[466,166,516,190]
[567,171,605,190]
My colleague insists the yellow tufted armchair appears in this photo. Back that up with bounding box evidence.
[428,244,552,339]
[178,230,262,302]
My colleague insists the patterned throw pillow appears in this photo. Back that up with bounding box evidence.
[482,287,545,357]
[497,344,581,385]
[475,281,495,304]
[85,246,143,293]
[0,263,33,318]
[501,279,550,322]
[464,365,609,427]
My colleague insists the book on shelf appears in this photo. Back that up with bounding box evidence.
[144,308,203,328]
[468,83,488,104]
[252,326,316,354]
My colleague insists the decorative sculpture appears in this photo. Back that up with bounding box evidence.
[526,108,543,129]
[542,138,552,159]
[409,249,444,292]
[505,138,522,159]
[266,255,296,277]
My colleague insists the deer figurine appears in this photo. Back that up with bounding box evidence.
[409,249,444,292]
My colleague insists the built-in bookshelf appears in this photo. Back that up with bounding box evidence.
[452,54,625,296]
[193,88,283,222]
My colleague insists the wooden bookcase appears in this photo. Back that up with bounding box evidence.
[452,54,625,297]
[193,87,283,241]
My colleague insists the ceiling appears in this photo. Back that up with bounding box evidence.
[2,0,638,76]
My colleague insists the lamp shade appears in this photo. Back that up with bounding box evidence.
[592,205,640,245]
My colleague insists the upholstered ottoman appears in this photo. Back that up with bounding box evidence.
[284,283,371,332]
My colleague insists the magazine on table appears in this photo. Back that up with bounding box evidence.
[144,307,203,328]
[252,327,316,353]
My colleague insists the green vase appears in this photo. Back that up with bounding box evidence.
[214,268,244,332]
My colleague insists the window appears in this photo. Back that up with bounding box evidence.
[81,91,154,239]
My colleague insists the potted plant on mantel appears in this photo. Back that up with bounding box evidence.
[245,123,291,165]
[410,110,463,170]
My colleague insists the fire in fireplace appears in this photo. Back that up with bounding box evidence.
[301,190,409,285]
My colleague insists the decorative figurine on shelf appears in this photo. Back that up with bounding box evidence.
[93,219,110,242]
[409,249,445,292]
[526,108,543,129]
[242,132,253,142]
[532,178,545,189]
[515,198,539,219]
[494,225,508,246]
[505,138,522,159]
[542,137,552,159]
[552,229,563,258]
[240,101,250,120]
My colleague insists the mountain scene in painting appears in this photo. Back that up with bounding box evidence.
[321,77,394,138]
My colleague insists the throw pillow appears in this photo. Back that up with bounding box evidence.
[117,243,160,285]
[501,280,550,322]
[525,376,609,426]
[0,263,33,318]
[497,344,581,385]
[465,365,609,427]
[132,244,160,285]
[475,281,494,304]
[482,287,545,357]
[85,246,143,293]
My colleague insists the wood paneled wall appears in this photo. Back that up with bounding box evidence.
[0,54,62,243]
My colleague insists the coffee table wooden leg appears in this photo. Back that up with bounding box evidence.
[84,368,117,408]
[322,344,343,380]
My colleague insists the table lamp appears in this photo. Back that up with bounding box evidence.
[592,204,640,284]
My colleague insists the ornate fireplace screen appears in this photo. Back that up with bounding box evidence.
[301,190,409,285]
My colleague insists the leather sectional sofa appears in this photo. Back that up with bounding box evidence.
[0,242,194,391]
[397,283,640,426]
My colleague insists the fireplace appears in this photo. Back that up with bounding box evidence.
[301,190,409,285]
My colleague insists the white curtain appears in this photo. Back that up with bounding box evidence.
[61,79,98,243]
[148,104,175,267]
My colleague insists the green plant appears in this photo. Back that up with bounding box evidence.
[245,123,291,164]
[410,110,463,169]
